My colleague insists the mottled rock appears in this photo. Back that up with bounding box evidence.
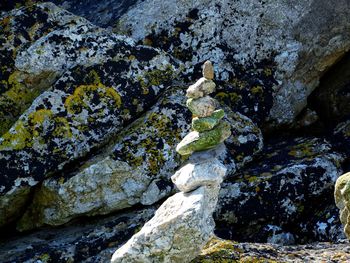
[0,21,178,227]
[111,185,219,263]
[171,158,226,193]
[186,77,216,99]
[176,121,231,156]
[0,2,131,135]
[335,172,350,239]
[192,109,224,132]
[202,60,214,80]
[192,237,350,263]
[16,88,189,230]
[0,206,156,263]
[186,96,217,117]
[115,0,350,126]
[215,137,345,243]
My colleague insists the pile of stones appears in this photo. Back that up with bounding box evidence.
[176,61,231,155]
[111,61,230,263]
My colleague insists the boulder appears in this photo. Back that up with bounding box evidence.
[111,185,220,263]
[0,6,178,226]
[114,0,350,127]
[215,137,345,243]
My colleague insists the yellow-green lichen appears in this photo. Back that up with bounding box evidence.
[65,83,122,114]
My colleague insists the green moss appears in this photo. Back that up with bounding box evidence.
[192,109,225,132]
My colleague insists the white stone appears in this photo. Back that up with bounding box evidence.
[111,185,219,263]
[186,77,216,99]
[171,159,226,193]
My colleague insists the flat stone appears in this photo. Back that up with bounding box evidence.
[202,60,214,80]
[111,185,219,263]
[186,96,217,117]
[176,121,231,156]
[186,77,216,99]
[171,158,226,193]
[192,109,224,132]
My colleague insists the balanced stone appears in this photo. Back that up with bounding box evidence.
[202,60,214,80]
[186,77,216,99]
[176,121,231,155]
[192,109,225,132]
[171,159,226,193]
[187,96,218,117]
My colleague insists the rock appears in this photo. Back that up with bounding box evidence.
[186,96,217,117]
[202,61,214,80]
[111,185,220,263]
[0,206,156,263]
[0,9,178,227]
[192,237,350,263]
[192,109,224,132]
[215,137,345,243]
[16,88,190,230]
[335,172,350,239]
[186,77,216,99]
[333,119,350,156]
[115,0,350,127]
[171,158,226,193]
[176,121,231,156]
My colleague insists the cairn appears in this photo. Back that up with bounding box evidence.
[111,61,230,263]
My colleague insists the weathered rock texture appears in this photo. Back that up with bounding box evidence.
[216,137,345,243]
[192,237,350,263]
[115,0,350,127]
[335,172,350,239]
[0,2,178,228]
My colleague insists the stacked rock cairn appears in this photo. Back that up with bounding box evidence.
[111,61,231,263]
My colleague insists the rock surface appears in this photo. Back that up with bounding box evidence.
[0,2,178,227]
[111,185,221,263]
[216,137,345,243]
[192,237,350,263]
[172,158,226,193]
[335,172,350,239]
[0,206,157,263]
[115,0,350,127]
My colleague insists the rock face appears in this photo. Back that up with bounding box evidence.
[0,2,178,227]
[335,172,350,239]
[111,62,229,263]
[115,0,350,127]
[216,137,345,243]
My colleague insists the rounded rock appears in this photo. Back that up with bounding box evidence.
[202,60,214,80]
[186,96,218,117]
[186,77,216,99]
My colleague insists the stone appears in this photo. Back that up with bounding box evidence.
[215,137,345,243]
[176,121,231,156]
[115,0,350,127]
[186,96,217,117]
[192,237,350,263]
[186,77,216,99]
[0,206,156,263]
[192,109,224,132]
[111,185,219,263]
[0,3,179,227]
[171,158,226,193]
[202,60,214,80]
[335,172,350,239]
